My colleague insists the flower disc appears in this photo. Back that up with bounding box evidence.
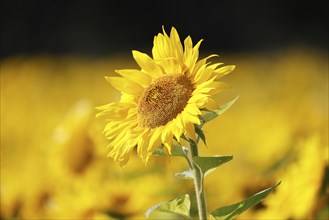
[138,74,194,128]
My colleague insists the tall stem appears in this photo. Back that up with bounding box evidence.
[188,138,207,220]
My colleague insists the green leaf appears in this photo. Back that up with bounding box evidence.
[193,156,233,176]
[175,170,194,180]
[152,144,187,157]
[195,124,207,146]
[145,194,191,219]
[200,96,239,125]
[210,182,281,220]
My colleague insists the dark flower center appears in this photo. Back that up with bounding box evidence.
[137,74,194,128]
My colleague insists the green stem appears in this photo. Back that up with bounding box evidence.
[188,137,208,220]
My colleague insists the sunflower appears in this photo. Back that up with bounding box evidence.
[97,26,235,166]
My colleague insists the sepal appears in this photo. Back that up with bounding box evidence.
[145,194,191,219]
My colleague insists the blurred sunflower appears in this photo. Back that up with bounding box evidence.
[243,134,327,219]
[97,26,235,166]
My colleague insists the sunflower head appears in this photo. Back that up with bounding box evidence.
[97,26,235,166]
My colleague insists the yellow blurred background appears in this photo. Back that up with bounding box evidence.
[1,46,328,219]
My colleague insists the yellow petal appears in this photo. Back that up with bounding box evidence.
[132,50,163,77]
[193,86,216,95]
[162,25,169,37]
[208,82,232,95]
[194,54,219,73]
[171,119,182,142]
[126,128,143,148]
[187,39,203,72]
[188,93,209,104]
[214,65,235,78]
[169,27,183,60]
[105,76,144,95]
[115,69,152,87]
[163,142,172,155]
[120,94,138,105]
[96,102,135,119]
[161,126,173,154]
[192,63,207,84]
[192,76,216,94]
[145,128,162,163]
[147,128,162,152]
[185,103,202,116]
[183,119,196,141]
[104,120,133,140]
[183,36,193,73]
[137,130,150,160]
[96,102,132,111]
[152,34,167,60]
[208,63,223,70]
[183,111,201,125]
[96,109,127,120]
[204,98,219,110]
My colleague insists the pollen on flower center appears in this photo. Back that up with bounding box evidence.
[138,74,194,128]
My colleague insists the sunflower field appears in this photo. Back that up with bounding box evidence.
[1,41,328,219]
